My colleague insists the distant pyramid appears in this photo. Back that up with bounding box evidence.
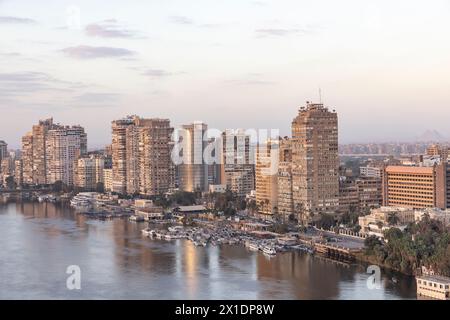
[416,130,447,142]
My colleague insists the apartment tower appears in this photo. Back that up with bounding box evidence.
[111,116,174,195]
[291,102,339,218]
[177,122,209,192]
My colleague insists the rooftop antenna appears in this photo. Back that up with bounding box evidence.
[319,87,323,104]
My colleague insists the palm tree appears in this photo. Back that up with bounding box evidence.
[387,212,400,226]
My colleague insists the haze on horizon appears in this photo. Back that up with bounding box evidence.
[1,0,450,149]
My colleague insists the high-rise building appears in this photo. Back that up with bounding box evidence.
[138,119,174,196]
[111,116,174,195]
[382,164,447,209]
[177,122,209,192]
[218,129,255,197]
[32,118,53,184]
[21,118,87,186]
[291,102,339,218]
[46,126,87,186]
[0,140,7,163]
[0,156,14,184]
[21,133,34,184]
[277,138,294,221]
[255,140,279,215]
[103,168,113,192]
[14,159,23,186]
[111,117,136,194]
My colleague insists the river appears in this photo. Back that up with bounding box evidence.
[0,201,417,300]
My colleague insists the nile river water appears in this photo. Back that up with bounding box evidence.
[0,201,417,300]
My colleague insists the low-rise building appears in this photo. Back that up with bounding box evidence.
[209,184,227,193]
[416,275,450,300]
[414,208,450,227]
[358,207,415,239]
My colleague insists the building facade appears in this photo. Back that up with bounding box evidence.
[218,129,255,197]
[255,140,279,216]
[111,116,174,195]
[46,126,87,186]
[21,118,87,186]
[382,164,447,209]
[177,122,209,192]
[74,154,105,191]
[291,102,339,217]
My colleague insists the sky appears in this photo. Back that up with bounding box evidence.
[1,0,450,149]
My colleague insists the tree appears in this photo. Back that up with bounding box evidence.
[315,213,336,230]
[387,212,400,226]
[52,181,64,192]
[5,176,15,190]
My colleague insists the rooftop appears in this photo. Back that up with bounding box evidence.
[417,275,450,284]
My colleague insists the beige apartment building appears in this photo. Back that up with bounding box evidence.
[291,102,339,217]
[277,138,294,221]
[74,154,105,191]
[21,118,87,186]
[103,168,113,192]
[177,122,209,192]
[21,132,34,184]
[218,129,255,197]
[255,140,279,216]
[382,164,447,209]
[46,126,87,186]
[31,118,53,184]
[111,116,174,195]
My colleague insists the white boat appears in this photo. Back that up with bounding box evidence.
[168,226,184,233]
[142,228,154,237]
[262,245,276,256]
[246,241,260,252]
[130,215,144,222]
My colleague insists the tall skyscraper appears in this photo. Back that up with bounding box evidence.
[111,116,174,195]
[218,129,255,197]
[32,118,53,184]
[177,122,209,192]
[255,139,279,215]
[138,119,174,196]
[111,117,134,194]
[291,102,339,218]
[21,133,34,185]
[277,137,294,221]
[21,118,87,186]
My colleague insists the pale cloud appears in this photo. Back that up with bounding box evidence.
[168,15,194,25]
[255,28,312,37]
[0,71,86,96]
[0,16,37,24]
[61,45,136,59]
[142,69,174,78]
[85,20,141,39]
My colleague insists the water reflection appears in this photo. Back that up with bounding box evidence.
[0,202,416,300]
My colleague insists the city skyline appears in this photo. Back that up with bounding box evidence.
[2,0,450,148]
